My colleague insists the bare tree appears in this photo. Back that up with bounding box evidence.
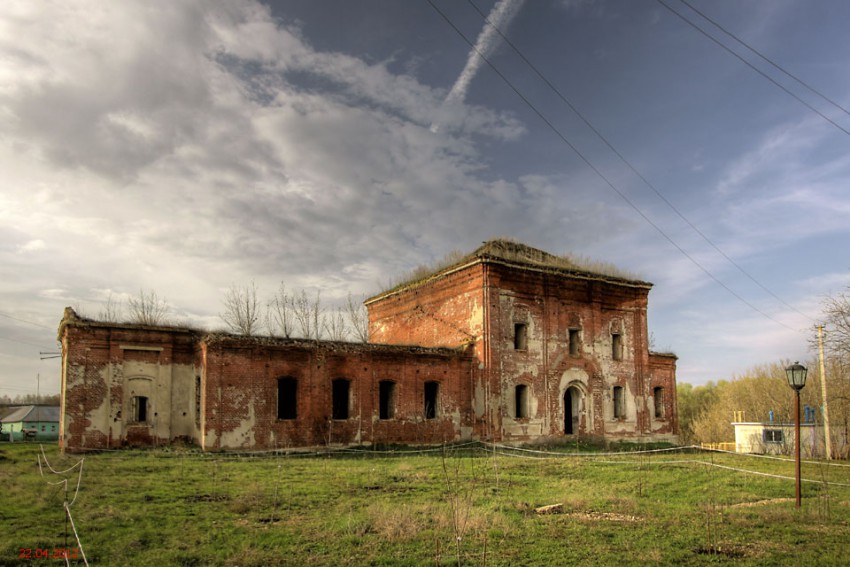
[324,308,348,341]
[220,282,261,336]
[346,292,369,343]
[818,288,850,361]
[127,289,170,326]
[97,292,123,322]
[266,282,295,338]
[293,289,324,340]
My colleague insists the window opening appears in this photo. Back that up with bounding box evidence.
[424,381,439,419]
[379,381,396,420]
[133,396,148,423]
[564,388,576,434]
[763,429,784,443]
[514,323,528,350]
[195,375,201,427]
[569,329,580,356]
[613,386,624,419]
[612,333,623,360]
[653,387,664,419]
[277,377,298,420]
[332,379,350,420]
[515,384,529,418]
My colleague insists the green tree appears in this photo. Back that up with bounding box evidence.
[689,362,821,445]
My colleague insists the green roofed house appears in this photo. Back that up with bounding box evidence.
[0,405,60,442]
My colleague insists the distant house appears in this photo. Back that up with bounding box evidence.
[732,416,848,458]
[0,405,61,442]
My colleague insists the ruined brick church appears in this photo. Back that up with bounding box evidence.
[59,240,678,451]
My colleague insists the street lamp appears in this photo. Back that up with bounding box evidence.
[785,362,807,508]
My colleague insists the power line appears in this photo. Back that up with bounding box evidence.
[426,0,797,332]
[0,311,54,330]
[656,0,850,138]
[0,335,57,349]
[678,0,850,121]
[463,0,816,323]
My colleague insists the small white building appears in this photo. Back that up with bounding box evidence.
[733,420,825,457]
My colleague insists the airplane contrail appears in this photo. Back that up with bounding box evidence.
[445,0,526,104]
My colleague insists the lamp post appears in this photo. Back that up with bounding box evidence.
[785,362,808,508]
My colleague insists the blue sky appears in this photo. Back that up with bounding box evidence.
[2,0,849,397]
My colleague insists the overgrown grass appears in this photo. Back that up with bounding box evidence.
[2,442,849,566]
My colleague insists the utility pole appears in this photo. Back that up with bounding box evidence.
[818,325,832,460]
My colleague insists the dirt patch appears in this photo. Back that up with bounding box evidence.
[185,493,230,502]
[568,511,641,523]
[694,544,754,558]
[727,498,794,509]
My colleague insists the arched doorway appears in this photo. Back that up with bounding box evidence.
[564,387,580,435]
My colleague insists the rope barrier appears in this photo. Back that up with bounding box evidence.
[694,445,850,467]
[35,445,89,564]
[64,502,89,566]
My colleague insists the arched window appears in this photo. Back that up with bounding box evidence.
[613,386,624,419]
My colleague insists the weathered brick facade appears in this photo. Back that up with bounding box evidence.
[59,240,677,451]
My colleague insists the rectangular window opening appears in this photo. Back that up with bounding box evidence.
[613,386,624,419]
[133,395,148,423]
[514,323,528,350]
[653,387,665,419]
[332,379,350,420]
[612,333,623,361]
[424,381,439,420]
[194,375,201,427]
[569,329,580,356]
[277,377,298,420]
[379,381,396,420]
[515,384,529,418]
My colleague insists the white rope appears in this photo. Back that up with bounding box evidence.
[64,502,89,567]
[38,445,86,506]
[696,460,850,487]
[483,441,687,457]
[696,445,850,467]
[39,444,84,474]
[68,458,85,507]
[579,456,850,488]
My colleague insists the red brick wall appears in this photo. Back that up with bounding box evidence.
[60,318,200,451]
[60,250,677,452]
[201,338,475,450]
[366,260,678,442]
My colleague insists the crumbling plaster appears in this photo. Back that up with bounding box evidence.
[60,241,678,452]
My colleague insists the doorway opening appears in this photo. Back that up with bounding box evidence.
[564,387,580,435]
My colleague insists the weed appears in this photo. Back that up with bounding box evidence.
[1,444,849,566]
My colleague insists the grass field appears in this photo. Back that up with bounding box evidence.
[2,441,849,566]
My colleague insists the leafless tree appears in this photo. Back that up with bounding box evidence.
[220,282,261,336]
[127,289,170,326]
[266,282,295,338]
[818,288,850,361]
[346,292,369,343]
[293,289,324,340]
[324,308,348,341]
[97,292,124,322]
